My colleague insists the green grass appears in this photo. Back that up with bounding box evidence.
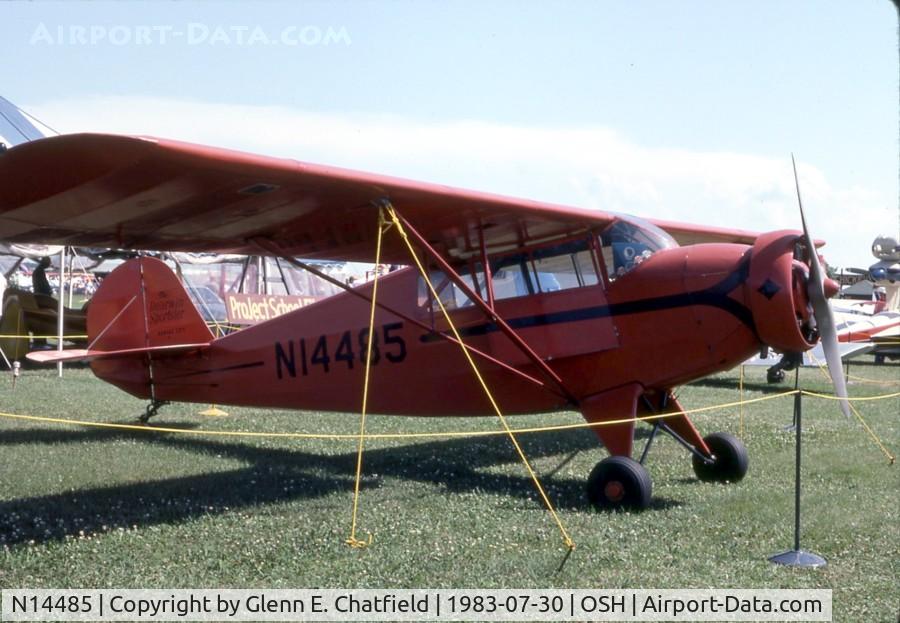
[0,361,897,621]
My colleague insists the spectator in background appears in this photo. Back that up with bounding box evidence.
[32,256,53,296]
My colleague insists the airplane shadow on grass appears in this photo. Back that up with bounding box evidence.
[0,423,683,546]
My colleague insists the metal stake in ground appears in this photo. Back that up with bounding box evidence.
[769,368,826,568]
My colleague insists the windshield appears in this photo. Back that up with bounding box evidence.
[599,217,677,281]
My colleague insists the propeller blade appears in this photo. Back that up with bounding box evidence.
[792,155,851,417]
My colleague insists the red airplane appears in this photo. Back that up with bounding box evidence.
[1,134,849,510]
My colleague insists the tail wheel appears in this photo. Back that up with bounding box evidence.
[692,432,749,483]
[587,456,652,510]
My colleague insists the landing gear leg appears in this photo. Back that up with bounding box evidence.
[641,392,748,484]
[580,385,652,510]
[140,399,168,424]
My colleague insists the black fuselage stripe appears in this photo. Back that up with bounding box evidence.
[162,360,266,379]
[420,256,755,343]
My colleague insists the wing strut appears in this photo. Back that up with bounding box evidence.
[249,238,558,397]
[388,202,579,406]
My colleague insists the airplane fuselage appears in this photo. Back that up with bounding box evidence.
[93,241,764,417]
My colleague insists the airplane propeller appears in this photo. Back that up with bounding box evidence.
[792,154,851,417]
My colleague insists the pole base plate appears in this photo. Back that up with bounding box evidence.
[768,549,826,568]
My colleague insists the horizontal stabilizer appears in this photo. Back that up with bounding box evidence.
[27,342,210,364]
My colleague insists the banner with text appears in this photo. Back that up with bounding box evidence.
[226,294,320,325]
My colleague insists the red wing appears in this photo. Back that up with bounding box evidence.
[0,133,759,261]
[648,218,759,246]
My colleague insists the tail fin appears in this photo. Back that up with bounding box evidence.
[77,257,213,399]
[88,256,214,351]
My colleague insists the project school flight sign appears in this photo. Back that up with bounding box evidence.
[226,293,320,325]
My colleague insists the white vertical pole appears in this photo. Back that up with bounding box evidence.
[56,246,66,378]
[67,250,75,308]
[256,256,264,294]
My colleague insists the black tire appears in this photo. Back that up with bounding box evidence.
[586,456,652,510]
[692,432,749,483]
[767,367,785,384]
[874,354,885,365]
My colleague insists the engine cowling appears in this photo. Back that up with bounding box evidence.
[747,230,818,353]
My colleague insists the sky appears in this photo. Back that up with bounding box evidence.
[0,0,897,269]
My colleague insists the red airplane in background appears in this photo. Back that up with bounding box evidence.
[0,133,849,510]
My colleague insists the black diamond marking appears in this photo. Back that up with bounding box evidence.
[758,278,781,300]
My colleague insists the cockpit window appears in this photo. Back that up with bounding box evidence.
[599,217,677,282]
[417,267,484,310]
[530,239,599,292]
[491,254,536,300]
[417,235,602,312]
[491,238,600,300]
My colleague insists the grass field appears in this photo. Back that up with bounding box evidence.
[0,360,897,621]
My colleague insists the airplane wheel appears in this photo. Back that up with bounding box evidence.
[874,354,885,365]
[586,456,652,511]
[692,432,748,483]
[767,367,785,384]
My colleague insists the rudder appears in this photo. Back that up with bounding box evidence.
[88,256,213,351]
[87,257,213,399]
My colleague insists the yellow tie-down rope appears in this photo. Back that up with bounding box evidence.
[384,203,576,551]
[0,328,241,341]
[0,334,88,340]
[844,373,900,386]
[806,350,897,465]
[0,389,801,441]
[345,207,391,549]
[5,387,900,443]
[842,365,900,386]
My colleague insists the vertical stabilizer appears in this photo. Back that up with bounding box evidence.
[87,257,214,399]
[88,257,214,351]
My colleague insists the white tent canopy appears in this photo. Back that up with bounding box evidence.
[0,244,64,260]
